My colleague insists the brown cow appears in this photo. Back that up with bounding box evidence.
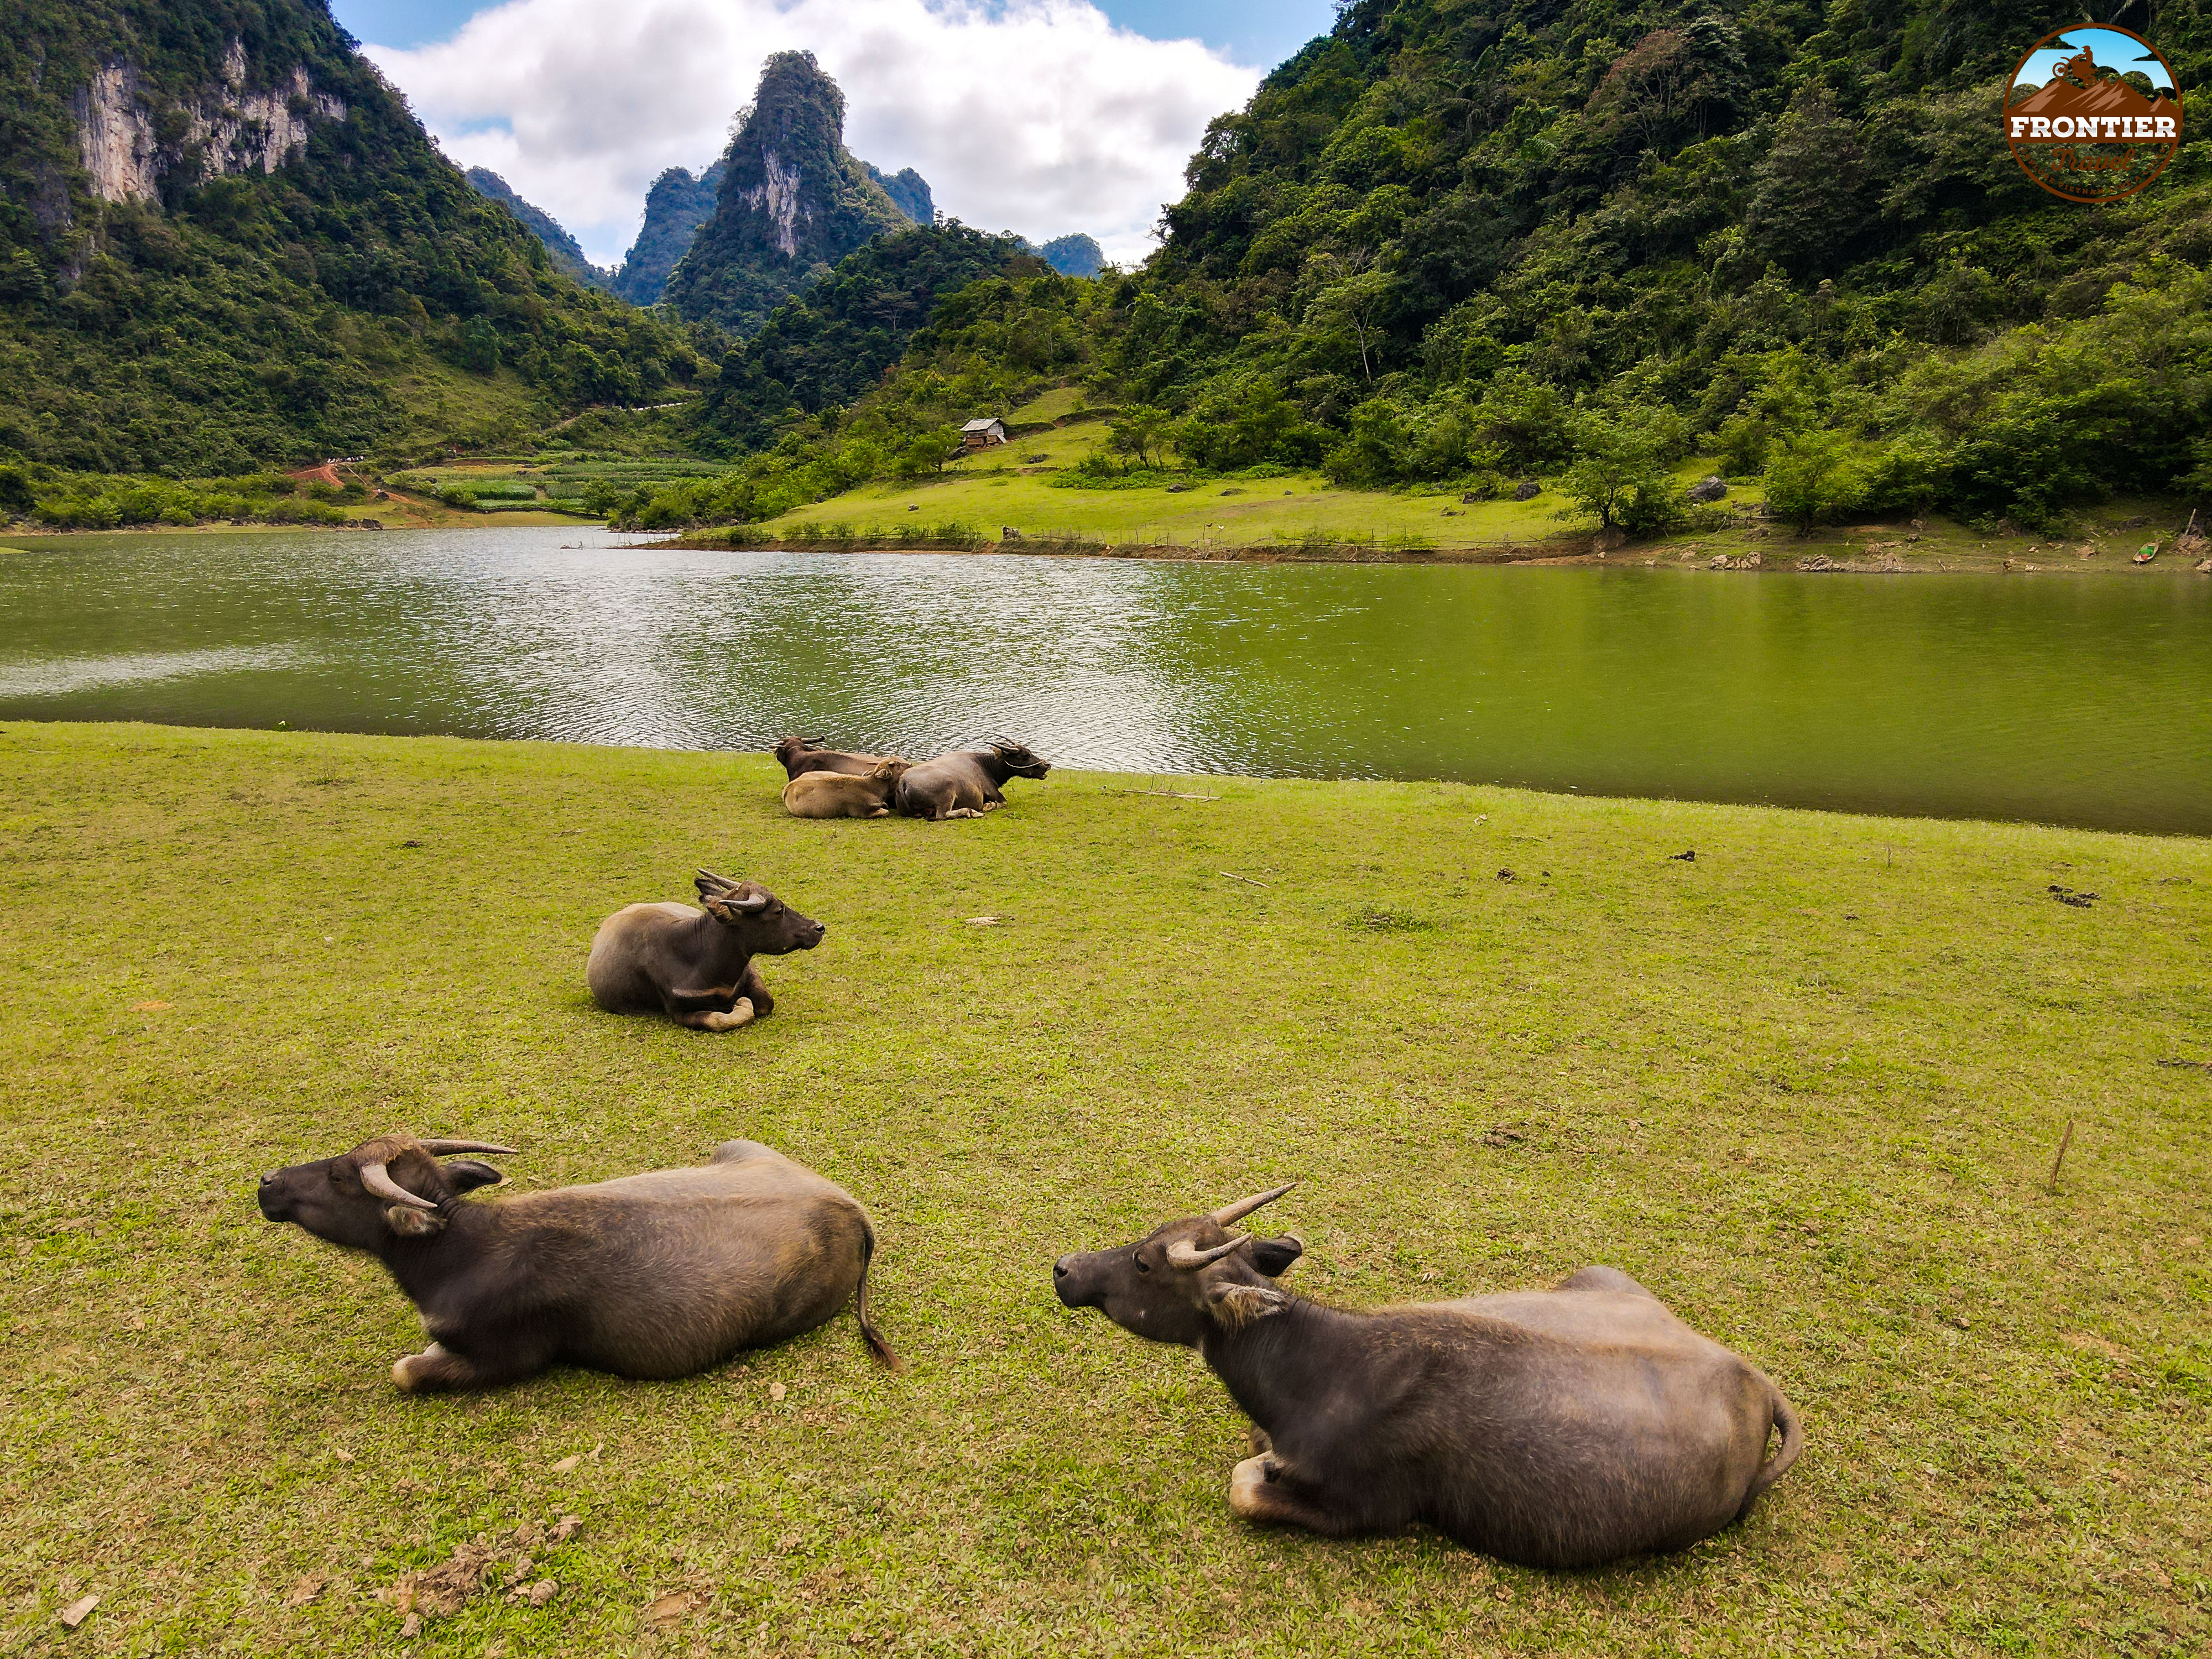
[894,740,1051,821]
[258,1134,899,1389]
[586,870,822,1031]
[782,758,911,818]
[774,736,902,779]
[1053,1186,1803,1568]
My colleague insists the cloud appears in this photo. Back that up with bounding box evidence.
[365,0,1258,269]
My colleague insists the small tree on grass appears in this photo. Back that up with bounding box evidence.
[1556,412,1683,537]
[893,426,962,479]
[1109,405,1173,469]
[1762,431,1860,534]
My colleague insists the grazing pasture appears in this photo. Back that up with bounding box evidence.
[1,722,2206,1656]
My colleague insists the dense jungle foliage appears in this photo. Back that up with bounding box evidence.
[622,267,1097,526]
[685,224,1036,456]
[607,163,726,306]
[0,0,702,474]
[637,0,2212,534]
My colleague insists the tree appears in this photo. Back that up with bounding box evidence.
[1555,411,1683,536]
[894,426,962,478]
[1108,406,1174,469]
[1762,432,1860,534]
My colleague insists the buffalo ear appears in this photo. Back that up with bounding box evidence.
[385,1206,446,1237]
[1249,1235,1304,1277]
[441,1160,503,1193]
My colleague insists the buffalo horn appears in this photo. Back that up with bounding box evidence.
[416,1139,516,1156]
[1210,1182,1296,1228]
[695,868,736,894]
[730,889,770,912]
[360,1161,437,1211]
[1167,1235,1251,1272]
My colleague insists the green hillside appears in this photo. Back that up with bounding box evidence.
[638,0,2212,538]
[465,166,609,292]
[0,0,702,473]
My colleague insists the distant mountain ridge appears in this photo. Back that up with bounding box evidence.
[865,163,933,226]
[465,167,611,290]
[608,161,726,305]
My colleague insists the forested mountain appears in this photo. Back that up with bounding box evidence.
[465,166,609,290]
[1032,234,1105,277]
[665,53,915,332]
[1094,0,2212,525]
[686,222,1032,453]
[608,161,725,305]
[634,0,2212,534]
[865,163,935,226]
[0,0,700,472]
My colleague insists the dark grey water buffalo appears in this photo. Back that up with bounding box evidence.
[894,740,1051,821]
[257,1133,899,1390]
[775,736,902,779]
[586,870,823,1031]
[1052,1187,1802,1568]
[782,758,911,818]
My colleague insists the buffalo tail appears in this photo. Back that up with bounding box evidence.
[1739,1381,1803,1517]
[855,1219,904,1373]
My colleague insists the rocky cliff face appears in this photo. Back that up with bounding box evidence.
[664,52,911,333]
[74,39,346,206]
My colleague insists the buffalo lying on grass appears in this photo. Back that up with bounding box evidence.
[894,740,1051,821]
[1052,1186,1802,1568]
[258,1134,899,1389]
[782,758,911,818]
[587,869,822,1031]
[775,737,903,779]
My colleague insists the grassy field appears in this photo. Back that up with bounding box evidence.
[3,722,2208,1657]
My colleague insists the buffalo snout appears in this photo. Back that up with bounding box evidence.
[1052,1254,1095,1309]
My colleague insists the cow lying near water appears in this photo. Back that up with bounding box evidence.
[775,736,903,779]
[894,740,1051,821]
[258,1134,899,1389]
[587,870,823,1031]
[1052,1186,1802,1568]
[782,758,910,818]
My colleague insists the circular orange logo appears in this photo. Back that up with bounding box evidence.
[2004,25,2182,202]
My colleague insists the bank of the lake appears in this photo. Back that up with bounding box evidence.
[3,722,2205,1656]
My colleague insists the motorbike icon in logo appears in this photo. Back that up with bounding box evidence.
[2005,25,2183,203]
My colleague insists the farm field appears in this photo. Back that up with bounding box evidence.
[2,722,2206,1656]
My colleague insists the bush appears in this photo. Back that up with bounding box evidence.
[1762,432,1861,534]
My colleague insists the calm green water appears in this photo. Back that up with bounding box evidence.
[2,528,2207,833]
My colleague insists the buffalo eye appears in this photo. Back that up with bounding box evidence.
[1133,1253,1150,1274]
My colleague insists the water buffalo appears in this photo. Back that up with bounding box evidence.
[587,869,823,1031]
[894,740,1051,821]
[258,1134,899,1390]
[782,758,911,818]
[775,736,901,779]
[1052,1186,1802,1568]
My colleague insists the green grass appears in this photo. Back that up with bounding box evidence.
[3,722,2208,1656]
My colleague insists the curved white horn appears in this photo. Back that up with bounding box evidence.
[360,1161,437,1211]
[731,889,771,912]
[1167,1235,1251,1272]
[1211,1182,1296,1228]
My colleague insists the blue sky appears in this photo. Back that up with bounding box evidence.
[331,0,1338,72]
[2013,28,2175,93]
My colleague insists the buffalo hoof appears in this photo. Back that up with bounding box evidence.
[702,998,755,1032]
[944,808,980,820]
[393,1342,453,1392]
[1227,1454,1275,1519]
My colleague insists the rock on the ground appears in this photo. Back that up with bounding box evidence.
[1512,478,1541,500]
[1686,476,1729,503]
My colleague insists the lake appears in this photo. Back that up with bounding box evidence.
[2,527,2207,834]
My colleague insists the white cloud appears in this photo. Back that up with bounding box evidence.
[364,0,1258,270]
